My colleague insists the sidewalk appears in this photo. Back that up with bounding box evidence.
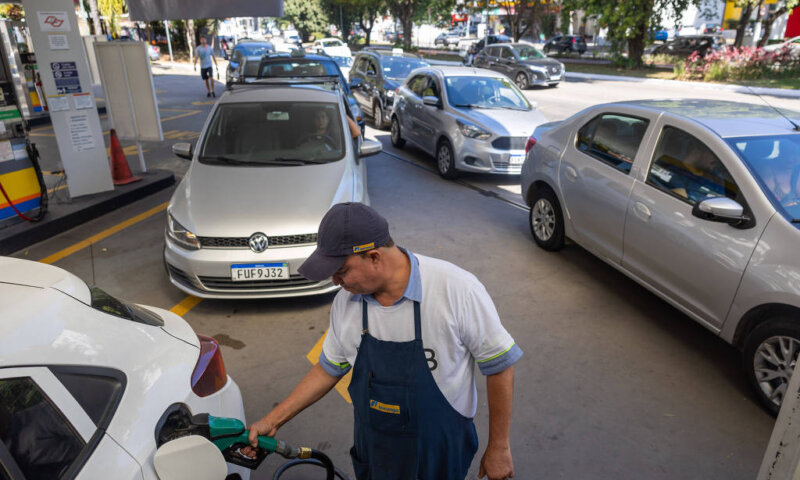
[564,71,800,99]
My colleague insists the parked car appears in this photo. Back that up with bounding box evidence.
[650,34,725,57]
[543,35,587,54]
[463,34,512,62]
[0,257,249,479]
[435,31,462,47]
[520,99,800,414]
[383,30,404,43]
[255,52,365,133]
[700,23,721,34]
[764,35,800,58]
[331,55,354,79]
[312,37,352,58]
[473,42,564,89]
[350,49,429,128]
[164,81,381,299]
[651,26,669,42]
[227,39,275,84]
[147,43,161,61]
[391,66,547,178]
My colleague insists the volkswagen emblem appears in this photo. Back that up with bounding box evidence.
[248,233,269,253]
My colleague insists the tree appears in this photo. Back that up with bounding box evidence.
[97,0,125,38]
[87,0,102,36]
[385,0,421,48]
[0,4,24,21]
[497,0,542,41]
[582,0,700,66]
[284,0,331,41]
[757,0,799,47]
[186,19,196,63]
[733,0,759,47]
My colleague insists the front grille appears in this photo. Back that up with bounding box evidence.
[198,234,317,249]
[491,137,528,150]
[197,274,318,290]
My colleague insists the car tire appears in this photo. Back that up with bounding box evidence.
[529,186,565,250]
[548,83,558,88]
[743,317,800,416]
[373,102,386,129]
[390,116,405,148]
[436,139,457,179]
[515,72,529,90]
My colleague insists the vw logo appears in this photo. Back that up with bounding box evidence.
[248,233,269,253]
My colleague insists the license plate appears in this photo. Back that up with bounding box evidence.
[551,75,561,80]
[231,263,289,281]
[510,155,525,165]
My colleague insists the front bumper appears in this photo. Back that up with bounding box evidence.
[529,69,563,86]
[452,136,526,175]
[164,237,339,299]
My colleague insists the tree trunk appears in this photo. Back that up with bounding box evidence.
[758,6,787,47]
[734,2,754,48]
[87,0,102,36]
[627,21,647,66]
[186,19,196,63]
[360,15,375,46]
[402,18,413,49]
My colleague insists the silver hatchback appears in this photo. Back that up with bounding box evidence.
[521,99,800,414]
[390,66,547,178]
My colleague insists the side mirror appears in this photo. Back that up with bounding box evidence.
[360,138,382,158]
[349,78,364,90]
[692,197,749,226]
[172,142,193,160]
[153,436,227,480]
[366,70,376,78]
[423,96,441,108]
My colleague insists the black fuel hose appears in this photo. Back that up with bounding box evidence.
[272,449,349,480]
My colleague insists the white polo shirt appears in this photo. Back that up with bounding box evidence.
[320,249,523,418]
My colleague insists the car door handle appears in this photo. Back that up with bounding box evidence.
[634,201,651,220]
[565,165,578,180]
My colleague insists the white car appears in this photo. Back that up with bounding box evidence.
[0,257,249,479]
[313,38,352,58]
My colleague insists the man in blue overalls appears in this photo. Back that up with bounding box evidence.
[247,202,522,480]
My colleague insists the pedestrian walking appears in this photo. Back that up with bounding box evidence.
[193,36,217,97]
[245,202,522,480]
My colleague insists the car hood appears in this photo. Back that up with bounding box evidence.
[520,58,563,69]
[322,46,351,57]
[456,107,548,138]
[170,159,353,238]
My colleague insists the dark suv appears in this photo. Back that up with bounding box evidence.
[650,34,725,57]
[473,43,565,89]
[543,35,587,54]
[349,49,429,128]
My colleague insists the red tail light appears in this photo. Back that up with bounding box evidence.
[525,135,537,153]
[572,37,576,44]
[191,334,227,397]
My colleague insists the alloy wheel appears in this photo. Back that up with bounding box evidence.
[437,143,452,175]
[754,335,800,408]
[531,198,556,241]
[515,72,529,90]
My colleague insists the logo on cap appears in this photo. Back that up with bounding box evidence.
[353,242,374,253]
[249,233,269,253]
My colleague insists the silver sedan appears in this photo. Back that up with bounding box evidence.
[164,83,380,299]
[390,66,547,178]
[521,99,800,414]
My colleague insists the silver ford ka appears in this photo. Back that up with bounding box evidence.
[521,99,800,414]
[390,66,547,178]
[164,81,381,299]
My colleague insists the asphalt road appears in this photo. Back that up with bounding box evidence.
[17,71,800,479]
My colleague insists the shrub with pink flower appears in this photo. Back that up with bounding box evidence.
[679,45,800,82]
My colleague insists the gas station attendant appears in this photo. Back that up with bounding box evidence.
[247,202,522,480]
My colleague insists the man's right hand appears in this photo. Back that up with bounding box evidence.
[248,415,280,446]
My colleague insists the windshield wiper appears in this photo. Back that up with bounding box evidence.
[201,156,305,166]
[453,103,491,109]
[792,218,800,223]
[273,157,329,164]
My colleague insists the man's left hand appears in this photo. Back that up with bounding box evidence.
[478,443,514,480]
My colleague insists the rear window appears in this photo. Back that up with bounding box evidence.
[90,287,164,326]
[259,58,340,78]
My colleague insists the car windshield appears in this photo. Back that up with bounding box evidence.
[236,43,273,56]
[382,56,429,81]
[333,56,353,68]
[514,45,546,59]
[728,134,800,222]
[445,76,531,111]
[322,40,342,47]
[200,101,346,166]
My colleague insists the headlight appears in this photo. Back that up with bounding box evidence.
[167,213,200,250]
[457,120,492,140]
[527,65,547,73]
[385,90,395,98]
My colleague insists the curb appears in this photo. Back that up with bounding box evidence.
[565,72,800,99]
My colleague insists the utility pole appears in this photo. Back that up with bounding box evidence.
[164,20,174,62]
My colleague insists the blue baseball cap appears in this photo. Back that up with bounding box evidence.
[298,203,390,282]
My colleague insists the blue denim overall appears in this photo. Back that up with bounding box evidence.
[348,300,479,480]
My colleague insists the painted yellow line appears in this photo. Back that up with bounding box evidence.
[46,184,68,195]
[170,295,203,316]
[39,202,169,264]
[307,330,352,403]
[161,110,202,122]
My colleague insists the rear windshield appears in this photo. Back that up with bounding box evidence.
[381,57,429,81]
[235,43,274,56]
[259,58,340,78]
[727,134,800,223]
[90,287,164,326]
[200,101,346,166]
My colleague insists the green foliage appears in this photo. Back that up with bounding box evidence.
[0,4,24,21]
[284,0,331,42]
[98,0,125,37]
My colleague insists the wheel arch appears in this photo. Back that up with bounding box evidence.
[732,303,800,350]
[525,180,557,207]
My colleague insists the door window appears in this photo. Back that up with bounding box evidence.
[0,377,85,479]
[576,114,649,174]
[421,76,440,99]
[366,59,377,76]
[407,75,428,97]
[646,126,740,205]
[500,48,515,59]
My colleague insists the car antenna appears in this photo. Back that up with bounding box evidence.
[746,86,800,132]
